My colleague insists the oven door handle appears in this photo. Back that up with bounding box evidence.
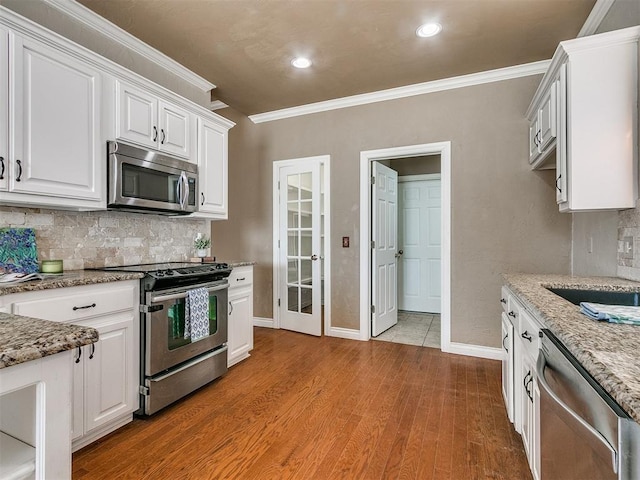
[150,283,228,303]
[536,351,618,473]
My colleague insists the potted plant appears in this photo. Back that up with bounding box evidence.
[194,233,211,258]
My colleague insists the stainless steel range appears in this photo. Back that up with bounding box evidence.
[100,262,232,415]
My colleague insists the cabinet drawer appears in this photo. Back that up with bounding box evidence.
[228,266,253,289]
[518,309,540,359]
[13,285,135,323]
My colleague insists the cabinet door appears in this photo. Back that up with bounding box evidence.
[228,289,253,366]
[538,86,556,151]
[158,100,192,159]
[0,26,8,192]
[116,80,158,149]
[501,313,514,423]
[556,65,568,205]
[197,117,228,217]
[9,34,103,202]
[528,119,539,163]
[71,347,84,442]
[84,314,135,433]
[520,353,534,467]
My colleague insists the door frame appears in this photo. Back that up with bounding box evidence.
[359,142,451,351]
[398,173,442,314]
[272,155,331,334]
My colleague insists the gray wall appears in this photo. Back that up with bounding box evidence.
[384,155,441,176]
[213,76,572,348]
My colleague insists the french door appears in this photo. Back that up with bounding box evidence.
[277,159,324,336]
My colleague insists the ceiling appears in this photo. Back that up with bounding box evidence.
[76,0,596,116]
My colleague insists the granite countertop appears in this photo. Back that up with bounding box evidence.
[0,271,144,296]
[503,273,640,423]
[0,312,98,369]
[227,261,256,268]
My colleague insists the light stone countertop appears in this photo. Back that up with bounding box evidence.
[0,271,144,296]
[227,261,256,268]
[503,273,640,424]
[0,312,98,369]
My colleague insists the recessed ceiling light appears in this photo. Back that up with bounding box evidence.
[416,23,442,38]
[291,57,312,69]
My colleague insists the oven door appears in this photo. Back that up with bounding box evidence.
[145,281,228,377]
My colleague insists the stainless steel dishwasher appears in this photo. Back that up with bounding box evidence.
[537,329,640,480]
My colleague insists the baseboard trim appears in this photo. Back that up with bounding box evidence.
[253,317,275,328]
[327,326,364,341]
[444,342,503,361]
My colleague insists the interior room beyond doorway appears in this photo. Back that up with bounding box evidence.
[376,154,442,348]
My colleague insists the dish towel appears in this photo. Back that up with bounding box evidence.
[184,287,210,341]
[580,302,640,326]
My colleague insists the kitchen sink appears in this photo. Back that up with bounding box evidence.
[547,287,640,306]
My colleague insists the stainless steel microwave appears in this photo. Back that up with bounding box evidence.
[107,141,198,215]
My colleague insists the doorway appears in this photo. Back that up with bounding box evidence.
[272,156,331,336]
[359,142,451,352]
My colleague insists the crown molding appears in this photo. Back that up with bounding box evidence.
[210,100,229,111]
[249,60,551,124]
[42,0,215,92]
[578,0,616,37]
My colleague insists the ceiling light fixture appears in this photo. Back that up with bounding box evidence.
[416,23,442,38]
[291,57,312,69]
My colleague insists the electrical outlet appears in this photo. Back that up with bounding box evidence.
[342,236,350,248]
[622,236,634,259]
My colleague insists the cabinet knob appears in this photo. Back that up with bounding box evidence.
[15,159,22,182]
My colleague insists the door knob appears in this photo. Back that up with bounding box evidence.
[311,254,319,261]
[395,249,404,258]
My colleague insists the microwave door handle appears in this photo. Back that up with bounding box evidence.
[182,172,190,210]
[176,174,183,208]
[536,352,618,473]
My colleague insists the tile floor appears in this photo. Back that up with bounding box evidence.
[373,310,441,348]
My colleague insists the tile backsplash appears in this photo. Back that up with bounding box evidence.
[0,207,210,270]
[618,204,640,281]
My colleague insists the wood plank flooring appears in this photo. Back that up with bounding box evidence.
[73,328,532,480]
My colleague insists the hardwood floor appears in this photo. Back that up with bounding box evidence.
[73,328,532,480]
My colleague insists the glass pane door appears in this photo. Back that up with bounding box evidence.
[279,161,322,336]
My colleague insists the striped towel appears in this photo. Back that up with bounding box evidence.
[580,302,640,325]
[184,287,210,341]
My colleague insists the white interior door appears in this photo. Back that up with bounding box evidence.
[278,161,322,336]
[371,162,398,336]
[398,177,441,313]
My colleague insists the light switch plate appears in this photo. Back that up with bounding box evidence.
[622,236,634,259]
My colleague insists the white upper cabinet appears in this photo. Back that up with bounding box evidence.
[116,80,195,160]
[0,26,8,193]
[195,117,230,218]
[527,26,640,212]
[2,31,104,208]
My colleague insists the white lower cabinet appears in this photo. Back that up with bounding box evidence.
[502,286,541,480]
[6,280,139,451]
[227,266,254,367]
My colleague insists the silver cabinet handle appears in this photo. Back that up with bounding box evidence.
[182,173,190,209]
[150,283,227,303]
[536,352,617,473]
